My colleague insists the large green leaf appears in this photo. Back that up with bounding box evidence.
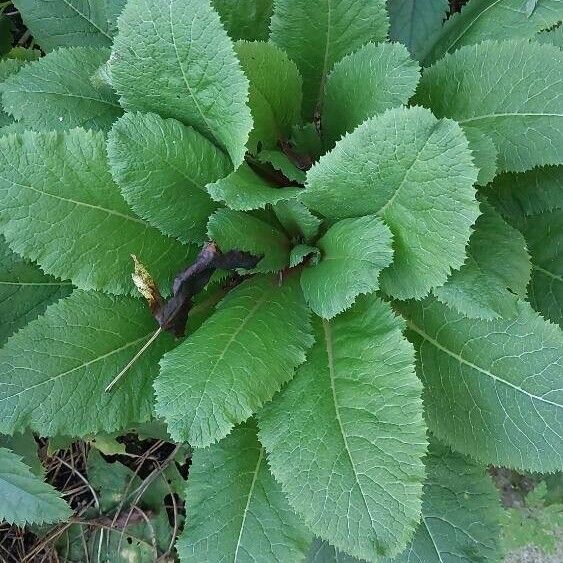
[108,112,231,244]
[416,40,563,172]
[212,0,273,41]
[155,275,313,446]
[178,420,312,561]
[235,41,302,152]
[0,129,194,295]
[423,0,563,65]
[322,42,420,148]
[0,291,174,437]
[387,0,449,61]
[388,440,501,563]
[536,25,563,48]
[258,296,426,561]
[110,0,252,166]
[303,106,479,299]
[433,202,531,320]
[399,297,563,472]
[0,237,72,346]
[462,126,497,186]
[1,47,122,131]
[0,447,71,526]
[270,0,388,118]
[300,216,393,318]
[307,539,362,562]
[12,0,126,51]
[273,200,321,242]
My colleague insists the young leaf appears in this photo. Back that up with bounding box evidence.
[433,202,531,320]
[12,0,126,51]
[0,291,175,437]
[300,216,393,318]
[1,47,122,131]
[416,40,563,172]
[108,112,231,244]
[177,420,312,561]
[303,106,479,299]
[257,149,307,183]
[273,200,322,242]
[0,129,195,295]
[155,275,313,446]
[322,42,421,148]
[463,126,497,186]
[387,0,449,61]
[0,237,72,346]
[423,0,563,65]
[212,0,273,41]
[388,440,502,563]
[0,431,42,477]
[208,209,290,272]
[270,0,389,117]
[207,163,301,211]
[258,296,427,561]
[290,244,319,268]
[399,297,563,472]
[235,41,303,152]
[110,0,252,166]
[0,447,71,526]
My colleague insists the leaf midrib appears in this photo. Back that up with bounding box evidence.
[61,0,112,40]
[459,112,562,124]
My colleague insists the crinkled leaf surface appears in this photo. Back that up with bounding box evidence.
[207,163,301,211]
[0,237,72,346]
[300,216,393,318]
[303,106,479,299]
[258,296,426,561]
[423,0,563,64]
[0,447,71,526]
[208,209,290,272]
[387,0,449,61]
[12,0,126,51]
[536,25,563,48]
[0,129,194,295]
[416,40,563,172]
[399,297,563,472]
[178,420,312,561]
[108,112,230,244]
[235,41,302,152]
[155,275,313,446]
[388,440,501,563]
[1,47,122,131]
[270,0,388,117]
[0,291,174,437]
[212,0,273,41]
[322,42,420,148]
[434,202,531,319]
[462,126,497,186]
[110,0,252,166]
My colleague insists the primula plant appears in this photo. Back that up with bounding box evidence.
[0,0,561,561]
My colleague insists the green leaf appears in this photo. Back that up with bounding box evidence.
[208,209,290,272]
[289,244,319,268]
[270,0,389,118]
[5,47,41,62]
[12,0,125,51]
[212,0,273,41]
[0,431,42,477]
[416,40,563,172]
[388,440,502,563]
[0,447,71,526]
[322,42,420,149]
[434,202,531,319]
[303,106,479,299]
[0,237,72,346]
[423,0,563,65]
[258,296,426,561]
[387,0,449,61]
[399,297,563,472]
[307,539,363,562]
[273,200,321,242]
[463,126,497,186]
[1,47,122,132]
[0,129,195,295]
[108,112,231,244]
[207,163,301,211]
[110,0,252,166]
[155,275,313,446]
[178,420,312,561]
[300,216,393,318]
[235,40,302,152]
[0,291,175,437]
[535,25,563,48]
[257,149,307,183]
